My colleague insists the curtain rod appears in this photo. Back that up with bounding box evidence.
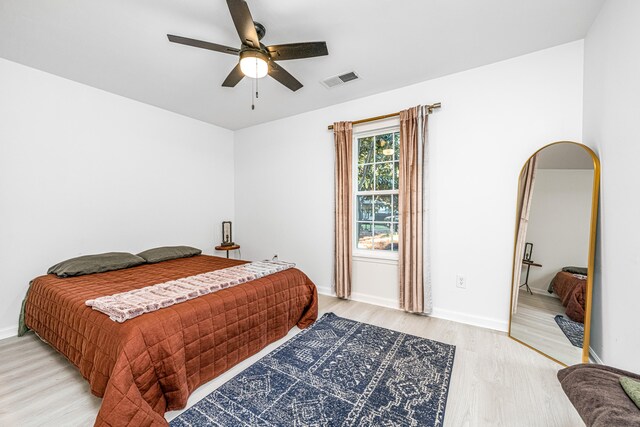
[327,103,441,131]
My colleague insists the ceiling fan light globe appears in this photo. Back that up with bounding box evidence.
[239,51,268,78]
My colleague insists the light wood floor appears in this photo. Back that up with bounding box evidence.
[511,290,582,366]
[0,295,583,426]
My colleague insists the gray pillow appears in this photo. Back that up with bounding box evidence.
[48,252,146,277]
[137,246,202,264]
[562,266,588,275]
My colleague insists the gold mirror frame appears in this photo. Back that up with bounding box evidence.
[507,141,600,365]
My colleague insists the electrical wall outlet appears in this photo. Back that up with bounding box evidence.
[456,274,466,289]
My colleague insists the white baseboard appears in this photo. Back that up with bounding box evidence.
[0,325,17,341]
[430,307,509,332]
[316,285,334,297]
[529,288,557,298]
[589,347,603,364]
[316,285,397,310]
[350,292,398,310]
[316,285,508,332]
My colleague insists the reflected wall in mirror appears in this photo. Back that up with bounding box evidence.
[509,142,600,366]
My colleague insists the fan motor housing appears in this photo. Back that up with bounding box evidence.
[254,22,266,40]
[240,49,269,63]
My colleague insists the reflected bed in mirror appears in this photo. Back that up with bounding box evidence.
[508,142,600,366]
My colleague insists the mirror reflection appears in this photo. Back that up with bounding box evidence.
[509,142,598,366]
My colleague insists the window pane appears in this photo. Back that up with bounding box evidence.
[358,137,374,164]
[357,223,373,249]
[392,223,398,251]
[356,196,373,221]
[394,132,400,160]
[394,161,399,190]
[375,133,394,162]
[358,164,374,191]
[374,195,392,222]
[392,195,398,220]
[373,223,392,251]
[354,129,401,254]
[375,162,394,191]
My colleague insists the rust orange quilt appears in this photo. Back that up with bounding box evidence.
[24,255,318,426]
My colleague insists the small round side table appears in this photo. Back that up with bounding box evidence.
[215,244,240,259]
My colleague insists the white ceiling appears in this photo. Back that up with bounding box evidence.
[0,0,604,130]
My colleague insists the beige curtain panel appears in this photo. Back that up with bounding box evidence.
[511,154,538,314]
[333,121,353,299]
[398,106,428,314]
[421,108,432,314]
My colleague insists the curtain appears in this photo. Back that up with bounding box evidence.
[333,121,353,299]
[398,106,429,314]
[421,109,432,314]
[511,154,538,314]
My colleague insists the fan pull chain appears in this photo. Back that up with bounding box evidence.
[255,60,259,99]
[251,76,255,110]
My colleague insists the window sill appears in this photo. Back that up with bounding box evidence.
[352,251,399,265]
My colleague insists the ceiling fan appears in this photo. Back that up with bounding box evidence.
[167,0,328,92]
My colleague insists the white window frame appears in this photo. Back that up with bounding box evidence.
[352,124,400,261]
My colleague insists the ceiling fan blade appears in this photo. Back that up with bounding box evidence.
[226,0,260,48]
[222,63,245,87]
[267,42,328,61]
[268,61,303,92]
[167,35,240,55]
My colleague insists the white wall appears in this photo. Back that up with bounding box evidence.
[583,0,640,372]
[524,169,594,294]
[234,41,584,331]
[0,58,235,338]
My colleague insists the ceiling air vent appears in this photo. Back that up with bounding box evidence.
[321,71,360,88]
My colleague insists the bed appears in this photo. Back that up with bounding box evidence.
[549,270,586,323]
[22,255,318,426]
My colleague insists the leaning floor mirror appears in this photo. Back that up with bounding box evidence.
[508,141,600,365]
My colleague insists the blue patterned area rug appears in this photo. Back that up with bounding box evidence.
[554,314,584,348]
[171,312,456,427]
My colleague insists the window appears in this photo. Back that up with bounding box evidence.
[354,128,399,257]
